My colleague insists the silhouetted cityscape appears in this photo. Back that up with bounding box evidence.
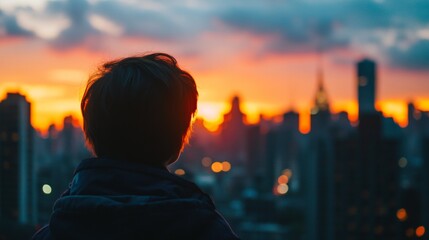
[1,59,428,239]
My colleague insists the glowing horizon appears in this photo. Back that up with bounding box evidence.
[2,87,427,135]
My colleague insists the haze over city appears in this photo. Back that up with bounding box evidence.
[1,0,429,133]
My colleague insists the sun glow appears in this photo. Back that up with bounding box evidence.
[19,97,429,135]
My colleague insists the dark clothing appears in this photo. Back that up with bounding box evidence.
[32,158,239,240]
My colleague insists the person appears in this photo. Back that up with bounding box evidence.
[32,53,239,240]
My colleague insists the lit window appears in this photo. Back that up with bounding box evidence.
[359,77,367,86]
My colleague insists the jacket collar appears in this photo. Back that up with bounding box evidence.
[68,157,213,206]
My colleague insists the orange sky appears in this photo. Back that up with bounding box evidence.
[1,38,429,134]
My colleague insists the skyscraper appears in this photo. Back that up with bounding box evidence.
[310,67,331,135]
[357,59,376,115]
[219,96,247,163]
[331,59,400,239]
[0,92,36,224]
[308,67,335,240]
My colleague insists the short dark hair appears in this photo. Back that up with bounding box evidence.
[81,53,198,165]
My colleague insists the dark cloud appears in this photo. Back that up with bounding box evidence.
[93,1,180,40]
[0,12,33,37]
[388,40,429,70]
[39,0,209,49]
[218,0,429,69]
[48,0,101,50]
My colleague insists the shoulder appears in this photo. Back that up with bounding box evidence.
[198,210,240,240]
[32,225,52,240]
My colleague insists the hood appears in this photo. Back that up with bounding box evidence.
[49,158,228,240]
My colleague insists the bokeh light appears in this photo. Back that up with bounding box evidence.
[42,184,52,195]
[211,162,223,173]
[277,184,289,195]
[277,175,289,184]
[416,226,425,238]
[222,161,231,172]
[398,157,408,168]
[283,169,293,178]
[396,208,407,222]
[174,169,186,176]
[201,157,212,167]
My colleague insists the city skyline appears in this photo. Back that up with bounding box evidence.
[0,62,425,134]
[1,0,429,133]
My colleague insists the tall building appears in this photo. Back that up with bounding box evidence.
[357,59,376,115]
[219,96,247,163]
[331,59,400,239]
[0,92,36,224]
[308,67,335,240]
[282,110,300,133]
[310,67,331,135]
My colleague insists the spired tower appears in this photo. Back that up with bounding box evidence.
[219,96,247,163]
[308,66,335,240]
[310,67,331,135]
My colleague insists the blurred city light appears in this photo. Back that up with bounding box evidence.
[398,157,408,168]
[416,226,425,238]
[277,175,289,185]
[406,228,415,238]
[174,169,186,176]
[276,184,289,195]
[42,184,52,195]
[201,157,212,167]
[222,161,231,172]
[396,208,407,222]
[282,169,293,178]
[211,162,223,173]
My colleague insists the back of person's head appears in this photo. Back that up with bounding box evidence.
[81,53,198,166]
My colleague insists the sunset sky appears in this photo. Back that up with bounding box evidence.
[1,0,428,133]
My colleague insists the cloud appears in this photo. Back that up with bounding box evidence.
[1,0,211,50]
[45,0,103,50]
[217,0,429,68]
[388,40,429,70]
[0,10,33,37]
[1,0,428,70]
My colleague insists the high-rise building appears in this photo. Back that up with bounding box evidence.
[357,59,376,115]
[331,60,400,239]
[219,96,247,163]
[0,92,36,224]
[282,110,299,133]
[308,67,335,240]
[310,67,331,135]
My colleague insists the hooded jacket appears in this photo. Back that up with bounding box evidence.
[32,158,239,240]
